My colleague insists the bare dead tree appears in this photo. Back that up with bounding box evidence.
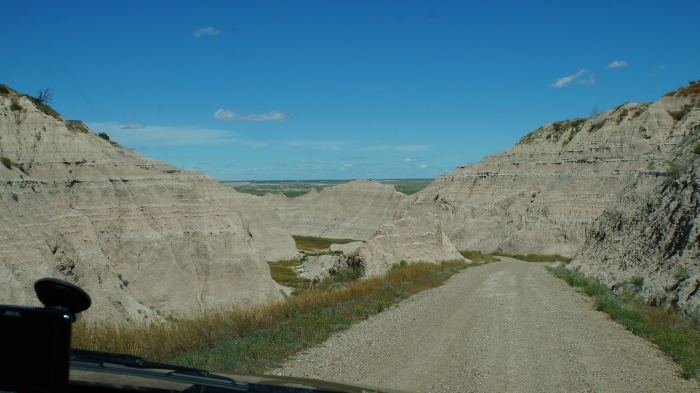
[36,87,53,105]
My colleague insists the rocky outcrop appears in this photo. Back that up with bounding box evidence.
[389,88,698,257]
[570,82,700,313]
[261,179,407,241]
[0,86,297,322]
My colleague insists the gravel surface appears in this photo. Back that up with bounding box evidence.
[270,258,699,392]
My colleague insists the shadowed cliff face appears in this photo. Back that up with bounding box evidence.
[0,88,297,322]
[571,85,700,313]
[394,90,699,257]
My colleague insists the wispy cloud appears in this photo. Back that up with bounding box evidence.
[241,141,267,148]
[303,149,321,154]
[339,155,365,160]
[121,123,146,129]
[648,64,664,77]
[551,69,586,88]
[87,122,240,148]
[194,27,221,37]
[214,109,294,122]
[364,144,432,152]
[607,60,628,69]
[340,164,353,171]
[420,164,428,168]
[125,113,134,120]
[287,140,349,150]
[577,74,596,85]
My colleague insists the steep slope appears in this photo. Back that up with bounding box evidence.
[0,86,297,322]
[571,81,700,313]
[261,179,407,240]
[390,87,697,257]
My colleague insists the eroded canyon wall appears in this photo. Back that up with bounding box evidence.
[0,87,297,322]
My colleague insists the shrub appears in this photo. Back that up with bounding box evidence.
[647,160,656,170]
[665,161,681,181]
[675,265,691,281]
[98,132,110,141]
[693,143,700,155]
[669,107,691,121]
[0,84,9,95]
[10,97,23,112]
[0,156,13,169]
[630,275,645,288]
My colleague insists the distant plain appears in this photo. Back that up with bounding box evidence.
[221,179,434,197]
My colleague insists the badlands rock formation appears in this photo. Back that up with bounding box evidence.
[0,86,297,322]
[261,179,407,240]
[388,88,695,257]
[571,81,700,313]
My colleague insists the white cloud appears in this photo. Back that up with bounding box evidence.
[241,141,267,148]
[364,144,432,152]
[121,123,146,129]
[551,69,586,88]
[214,109,293,122]
[340,163,353,171]
[126,113,134,120]
[87,122,240,148]
[577,74,596,85]
[194,27,221,37]
[339,155,365,160]
[287,140,349,150]
[420,164,428,168]
[607,60,628,69]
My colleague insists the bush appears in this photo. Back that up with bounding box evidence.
[0,156,13,169]
[669,107,691,121]
[98,132,110,141]
[693,143,700,155]
[0,84,9,95]
[630,275,645,288]
[647,160,656,170]
[675,265,691,281]
[665,161,681,181]
[10,97,23,112]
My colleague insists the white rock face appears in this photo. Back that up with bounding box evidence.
[0,89,297,322]
[570,85,700,313]
[390,94,695,257]
[261,179,407,240]
[329,241,364,254]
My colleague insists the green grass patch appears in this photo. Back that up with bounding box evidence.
[0,156,13,170]
[492,252,572,263]
[292,235,359,251]
[72,259,486,374]
[267,259,310,292]
[459,250,500,263]
[548,265,700,379]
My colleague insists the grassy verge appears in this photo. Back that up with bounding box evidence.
[493,252,572,263]
[459,250,500,263]
[72,259,485,374]
[292,235,360,251]
[548,264,700,379]
[267,259,310,293]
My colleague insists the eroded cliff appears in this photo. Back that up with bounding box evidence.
[0,86,297,322]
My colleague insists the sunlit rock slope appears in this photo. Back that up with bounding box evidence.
[0,85,297,322]
[392,83,698,257]
[261,179,407,241]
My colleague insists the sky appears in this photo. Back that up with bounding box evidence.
[2,1,699,180]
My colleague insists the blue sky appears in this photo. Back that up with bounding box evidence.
[2,1,699,180]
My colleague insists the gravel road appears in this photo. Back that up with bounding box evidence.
[270,258,699,392]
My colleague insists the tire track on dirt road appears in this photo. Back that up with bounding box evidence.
[271,258,699,392]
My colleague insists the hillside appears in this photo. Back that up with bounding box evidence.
[396,84,697,256]
[261,179,407,241]
[571,81,700,313]
[0,85,298,322]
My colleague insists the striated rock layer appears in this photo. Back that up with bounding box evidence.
[261,179,407,241]
[571,82,700,313]
[388,88,698,257]
[0,87,297,322]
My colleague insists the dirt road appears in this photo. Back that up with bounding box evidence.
[271,258,699,392]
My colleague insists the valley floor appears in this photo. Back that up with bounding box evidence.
[270,258,698,392]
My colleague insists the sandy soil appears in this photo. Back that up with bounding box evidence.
[270,258,699,392]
